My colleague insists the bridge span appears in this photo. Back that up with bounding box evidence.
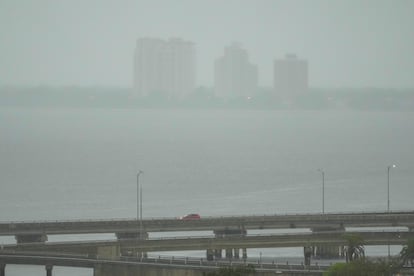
[2,230,414,265]
[0,251,325,276]
[1,211,414,275]
[3,231,413,253]
[1,211,413,243]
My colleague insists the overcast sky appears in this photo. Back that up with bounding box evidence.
[1,0,413,88]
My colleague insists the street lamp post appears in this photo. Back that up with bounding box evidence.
[259,251,262,266]
[387,164,396,213]
[137,170,143,238]
[318,169,325,214]
[386,164,396,259]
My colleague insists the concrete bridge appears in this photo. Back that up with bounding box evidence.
[3,230,413,254]
[1,211,413,243]
[0,251,326,276]
[2,229,414,267]
[1,211,414,275]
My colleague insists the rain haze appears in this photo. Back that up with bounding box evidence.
[1,1,414,275]
[0,0,414,87]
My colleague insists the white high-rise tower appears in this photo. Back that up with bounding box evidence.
[274,54,308,102]
[214,43,258,99]
[133,37,195,99]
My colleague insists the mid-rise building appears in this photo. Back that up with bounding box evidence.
[214,43,258,99]
[133,37,195,99]
[274,54,308,102]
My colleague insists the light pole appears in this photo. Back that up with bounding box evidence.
[259,251,262,266]
[137,170,143,238]
[386,164,396,259]
[387,164,396,213]
[318,169,325,214]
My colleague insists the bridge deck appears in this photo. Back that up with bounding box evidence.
[3,231,413,252]
[1,211,413,236]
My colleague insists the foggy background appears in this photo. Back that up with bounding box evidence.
[1,2,414,273]
[1,0,414,88]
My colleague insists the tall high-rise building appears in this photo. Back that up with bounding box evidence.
[133,37,195,99]
[274,54,308,102]
[214,43,258,99]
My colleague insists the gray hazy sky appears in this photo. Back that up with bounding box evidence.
[1,0,413,88]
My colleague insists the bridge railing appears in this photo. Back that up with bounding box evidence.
[118,254,330,271]
[1,250,329,272]
[1,209,413,225]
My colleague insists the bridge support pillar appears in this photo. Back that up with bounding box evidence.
[116,231,148,259]
[15,234,48,243]
[304,246,312,266]
[214,249,222,259]
[206,249,214,261]
[234,248,240,259]
[45,264,53,276]
[0,262,5,276]
[313,245,343,258]
[214,228,246,260]
[225,248,233,259]
[312,227,345,259]
[242,248,247,259]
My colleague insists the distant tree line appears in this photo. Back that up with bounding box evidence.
[1,85,413,111]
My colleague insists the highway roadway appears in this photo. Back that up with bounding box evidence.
[1,211,413,237]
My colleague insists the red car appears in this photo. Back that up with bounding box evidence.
[180,213,201,220]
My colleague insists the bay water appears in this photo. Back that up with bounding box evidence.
[1,107,413,275]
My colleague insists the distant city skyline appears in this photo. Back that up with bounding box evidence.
[134,38,306,99]
[1,0,414,88]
